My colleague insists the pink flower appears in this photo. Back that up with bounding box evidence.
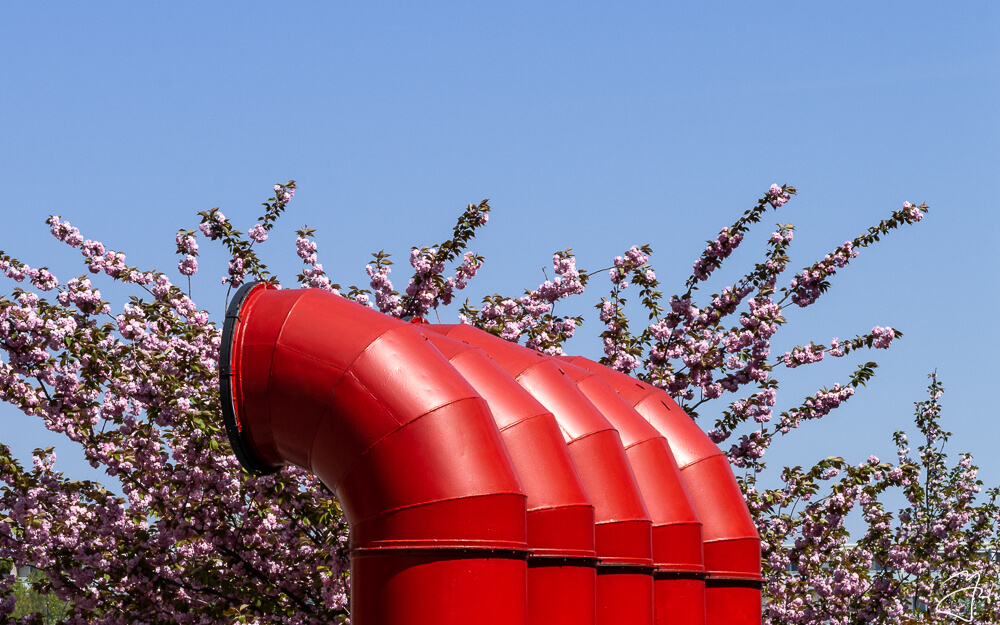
[768,183,791,207]
[178,255,198,276]
[248,224,268,243]
[871,325,895,349]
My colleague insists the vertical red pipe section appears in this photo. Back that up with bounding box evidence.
[557,360,708,625]
[428,324,655,625]
[565,356,762,625]
[419,329,598,625]
[219,284,529,625]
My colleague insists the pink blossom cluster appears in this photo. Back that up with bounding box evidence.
[248,224,269,243]
[178,255,198,276]
[450,251,482,291]
[427,251,484,309]
[710,284,754,318]
[526,318,579,356]
[366,263,403,316]
[537,254,586,303]
[1,260,60,293]
[708,387,780,444]
[401,248,450,316]
[769,228,794,244]
[198,210,227,238]
[828,337,845,357]
[195,192,293,289]
[176,232,198,255]
[788,241,859,307]
[295,236,318,265]
[780,329,895,371]
[1,204,350,621]
[47,216,84,248]
[776,384,856,435]
[57,277,110,316]
[645,291,780,403]
[471,252,585,355]
[871,325,895,349]
[608,245,649,287]
[477,295,578,356]
[227,255,247,286]
[782,342,825,368]
[755,450,914,624]
[362,199,493,319]
[477,297,526,341]
[902,201,923,222]
[602,337,640,373]
[365,204,489,319]
[295,235,337,294]
[273,183,294,204]
[729,430,770,468]
[767,184,791,207]
[0,258,30,283]
[300,265,335,292]
[692,227,744,282]
[598,245,658,372]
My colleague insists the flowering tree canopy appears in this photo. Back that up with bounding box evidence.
[1,182,996,624]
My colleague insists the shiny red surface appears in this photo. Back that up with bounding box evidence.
[565,355,762,625]
[428,324,655,625]
[352,550,528,625]
[420,330,597,625]
[558,360,708,625]
[224,286,528,625]
[224,284,761,625]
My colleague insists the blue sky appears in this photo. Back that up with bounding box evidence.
[1,2,997,519]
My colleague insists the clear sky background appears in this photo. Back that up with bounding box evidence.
[1,2,998,526]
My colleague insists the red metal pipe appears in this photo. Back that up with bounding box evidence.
[426,324,655,625]
[564,355,762,625]
[418,328,598,625]
[219,284,529,625]
[556,359,708,625]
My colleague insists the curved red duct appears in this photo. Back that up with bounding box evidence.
[564,355,762,625]
[219,283,529,625]
[556,359,708,625]
[426,324,655,625]
[417,328,598,625]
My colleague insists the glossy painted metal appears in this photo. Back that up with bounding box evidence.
[427,324,655,625]
[418,328,598,625]
[557,359,708,625]
[220,283,529,625]
[564,355,762,625]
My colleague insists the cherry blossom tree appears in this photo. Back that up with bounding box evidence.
[2,181,996,624]
[2,185,350,624]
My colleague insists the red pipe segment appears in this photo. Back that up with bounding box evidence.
[426,324,655,625]
[219,284,529,625]
[220,283,760,625]
[556,359,708,625]
[418,329,597,625]
[564,355,762,625]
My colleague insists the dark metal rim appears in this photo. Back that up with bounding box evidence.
[704,577,763,589]
[654,570,709,581]
[352,546,530,561]
[219,281,279,476]
[528,555,600,568]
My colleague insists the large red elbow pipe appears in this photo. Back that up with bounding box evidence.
[557,359,708,625]
[418,328,598,625]
[564,356,762,625]
[219,283,529,625]
[426,324,655,625]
